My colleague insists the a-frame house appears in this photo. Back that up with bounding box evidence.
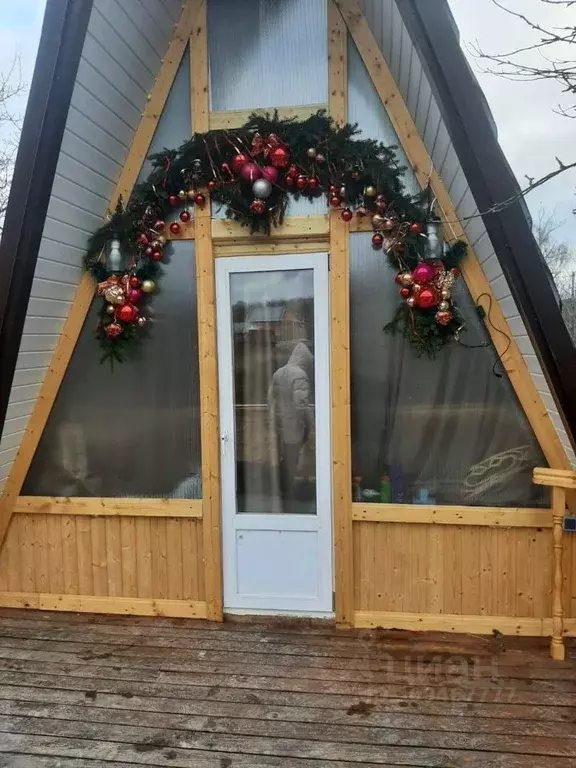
[0,0,575,660]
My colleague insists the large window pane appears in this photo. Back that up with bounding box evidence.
[23,241,201,498]
[349,232,548,508]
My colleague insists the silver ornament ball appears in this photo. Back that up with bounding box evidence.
[252,178,272,199]
[137,316,147,327]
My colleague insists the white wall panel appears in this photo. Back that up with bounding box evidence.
[0,0,183,486]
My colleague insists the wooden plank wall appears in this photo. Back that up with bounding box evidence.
[0,514,205,606]
[353,523,576,627]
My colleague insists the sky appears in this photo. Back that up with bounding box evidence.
[448,0,576,244]
[0,0,575,244]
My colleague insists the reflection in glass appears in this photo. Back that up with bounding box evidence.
[231,269,316,514]
[349,232,548,508]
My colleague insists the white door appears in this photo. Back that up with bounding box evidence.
[216,253,333,615]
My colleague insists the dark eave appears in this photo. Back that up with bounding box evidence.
[0,0,93,438]
[397,0,576,451]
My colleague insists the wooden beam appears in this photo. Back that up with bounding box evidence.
[335,0,570,472]
[328,1,353,628]
[211,215,331,242]
[534,467,576,490]
[214,240,329,257]
[353,502,552,528]
[190,0,223,623]
[353,610,560,636]
[14,497,202,519]
[0,592,207,619]
[209,104,327,130]
[0,0,202,547]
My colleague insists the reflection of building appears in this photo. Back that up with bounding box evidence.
[235,301,308,344]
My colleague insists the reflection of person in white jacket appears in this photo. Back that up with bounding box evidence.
[268,342,314,509]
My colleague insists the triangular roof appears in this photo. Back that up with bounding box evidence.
[0,0,574,527]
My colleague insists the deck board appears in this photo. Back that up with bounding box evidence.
[0,609,574,766]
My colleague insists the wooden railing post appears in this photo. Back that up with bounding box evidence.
[533,467,575,660]
[551,485,566,661]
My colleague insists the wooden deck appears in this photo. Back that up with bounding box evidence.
[0,610,574,766]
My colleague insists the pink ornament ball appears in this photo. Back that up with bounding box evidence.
[411,262,436,285]
[127,288,142,303]
[261,165,279,184]
[240,162,262,183]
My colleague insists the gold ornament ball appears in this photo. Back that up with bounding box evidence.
[339,185,347,198]
[439,300,450,311]
[372,213,386,230]
[157,235,167,246]
[141,279,156,294]
[187,189,197,200]
[106,304,115,315]
[441,288,451,300]
[178,189,187,200]
[399,272,413,287]
[364,185,377,197]
[137,316,147,327]
[406,296,416,308]
[382,217,395,231]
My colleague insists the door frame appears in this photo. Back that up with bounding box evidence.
[215,252,333,615]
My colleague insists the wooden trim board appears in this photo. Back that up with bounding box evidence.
[354,610,576,637]
[353,503,552,528]
[209,104,327,130]
[335,0,569,473]
[190,0,223,623]
[0,0,203,547]
[14,497,202,519]
[328,0,353,627]
[0,593,207,619]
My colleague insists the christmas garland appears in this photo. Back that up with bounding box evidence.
[84,110,466,362]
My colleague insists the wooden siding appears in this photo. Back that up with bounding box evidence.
[0,513,205,603]
[0,0,182,487]
[354,521,576,620]
[360,0,574,466]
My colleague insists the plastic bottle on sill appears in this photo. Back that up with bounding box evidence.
[353,476,363,502]
[379,473,392,503]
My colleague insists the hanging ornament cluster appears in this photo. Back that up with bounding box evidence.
[84,111,467,362]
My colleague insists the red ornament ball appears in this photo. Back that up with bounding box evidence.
[115,303,138,324]
[240,162,262,183]
[179,209,191,222]
[329,195,341,209]
[341,208,353,222]
[435,310,453,326]
[249,199,266,215]
[451,267,461,278]
[145,246,154,257]
[127,288,142,303]
[409,222,423,234]
[154,219,165,231]
[288,165,298,178]
[129,276,141,288]
[151,250,163,261]
[295,175,307,190]
[231,153,248,173]
[168,195,179,207]
[137,233,149,246]
[262,165,279,184]
[194,193,206,207]
[329,185,337,194]
[105,322,123,338]
[416,287,438,309]
[400,287,411,298]
[207,179,217,191]
[269,146,290,168]
[307,176,319,190]
[285,175,294,187]
[372,233,384,248]
[169,221,181,234]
